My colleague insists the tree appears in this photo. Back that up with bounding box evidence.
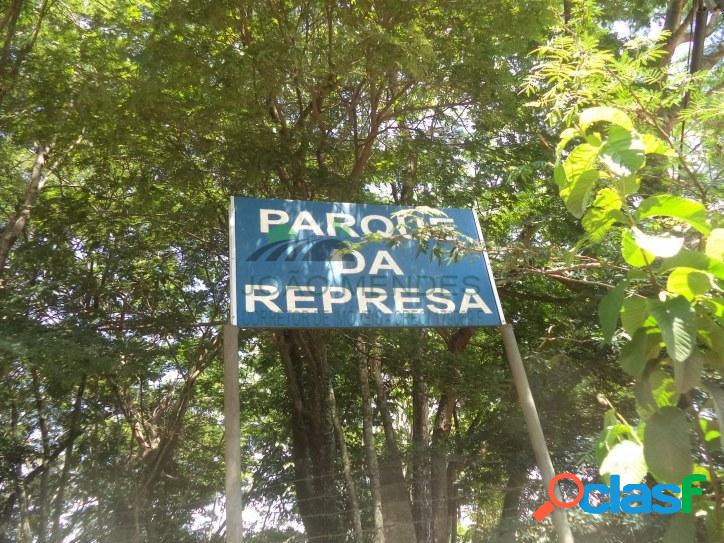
[527,2,723,539]
[2,0,721,542]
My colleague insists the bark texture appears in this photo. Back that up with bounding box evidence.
[278,330,342,542]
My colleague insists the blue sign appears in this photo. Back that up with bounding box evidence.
[229,197,504,328]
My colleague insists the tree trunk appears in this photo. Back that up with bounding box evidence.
[430,392,455,543]
[369,351,417,543]
[494,470,528,543]
[0,145,51,279]
[51,377,86,543]
[357,337,385,543]
[278,330,342,542]
[411,335,431,543]
[689,0,708,74]
[447,462,458,543]
[563,0,572,23]
[329,385,363,542]
[430,329,475,543]
[31,370,50,543]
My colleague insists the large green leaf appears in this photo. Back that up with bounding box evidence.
[702,297,724,319]
[666,266,716,300]
[579,106,634,131]
[620,328,661,377]
[553,162,566,188]
[658,249,724,280]
[581,188,625,242]
[561,142,599,184]
[559,143,600,218]
[641,133,674,156]
[562,170,599,218]
[697,315,724,368]
[637,195,710,235]
[582,208,626,243]
[706,228,724,261]
[644,407,693,484]
[620,296,648,334]
[648,296,695,363]
[599,280,627,343]
[600,440,647,486]
[636,367,678,418]
[622,229,654,267]
[673,353,702,395]
[650,370,677,408]
[599,124,645,177]
[614,174,642,197]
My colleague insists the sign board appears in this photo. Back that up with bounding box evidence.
[229,197,504,328]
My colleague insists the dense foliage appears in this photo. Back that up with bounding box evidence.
[0,1,721,542]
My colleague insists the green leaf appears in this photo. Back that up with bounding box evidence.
[649,370,677,409]
[602,408,618,430]
[579,106,634,132]
[559,143,600,218]
[644,407,693,484]
[706,228,724,261]
[581,188,625,242]
[599,124,645,177]
[636,367,676,418]
[620,328,662,377]
[702,297,724,318]
[637,195,710,235]
[621,297,648,334]
[584,132,602,146]
[597,422,632,461]
[667,267,716,300]
[562,170,599,218]
[663,514,695,543]
[561,142,599,184]
[673,352,702,395]
[582,209,626,243]
[589,187,623,214]
[699,416,720,443]
[622,229,654,267]
[632,227,684,258]
[615,174,641,197]
[658,249,724,280]
[703,382,724,454]
[641,133,674,156]
[600,440,647,486]
[599,280,627,343]
[648,296,695,363]
[553,162,567,188]
[596,409,634,464]
[696,315,724,368]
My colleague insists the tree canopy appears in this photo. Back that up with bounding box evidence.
[0,1,722,542]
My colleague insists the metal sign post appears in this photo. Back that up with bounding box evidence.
[501,323,574,543]
[472,209,574,542]
[224,323,242,542]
